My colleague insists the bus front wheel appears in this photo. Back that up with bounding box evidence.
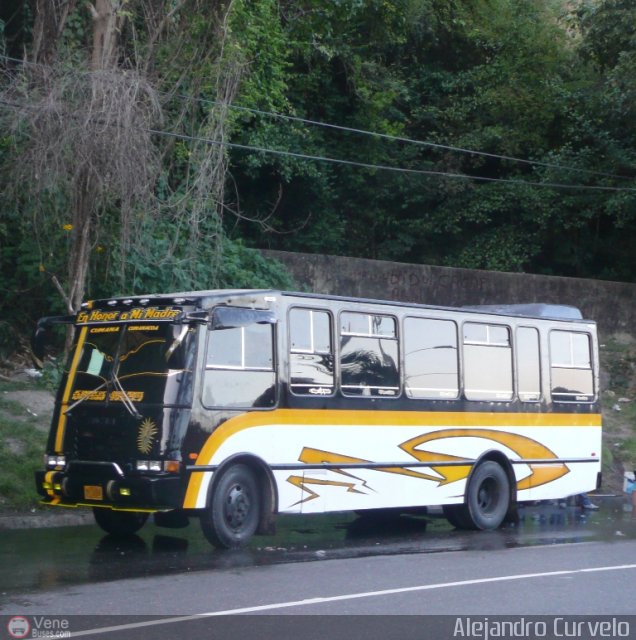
[442,504,472,529]
[93,507,149,536]
[200,464,260,549]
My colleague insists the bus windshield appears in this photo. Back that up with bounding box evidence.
[67,323,195,407]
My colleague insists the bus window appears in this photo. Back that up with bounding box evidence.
[463,322,513,401]
[203,324,276,408]
[517,327,541,402]
[550,331,594,402]
[76,327,120,381]
[404,317,459,399]
[289,308,334,396]
[339,312,399,397]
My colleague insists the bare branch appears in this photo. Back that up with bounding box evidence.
[87,2,99,20]
[1,60,163,310]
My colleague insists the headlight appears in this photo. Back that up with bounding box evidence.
[136,460,162,472]
[136,460,181,473]
[45,454,66,468]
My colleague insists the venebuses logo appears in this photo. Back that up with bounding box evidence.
[7,616,30,639]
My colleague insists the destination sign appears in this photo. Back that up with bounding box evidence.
[76,307,180,324]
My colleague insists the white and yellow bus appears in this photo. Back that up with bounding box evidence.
[34,290,602,548]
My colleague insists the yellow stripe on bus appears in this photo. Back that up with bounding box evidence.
[54,326,88,453]
[183,409,602,509]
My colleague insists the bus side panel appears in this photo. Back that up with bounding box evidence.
[182,409,601,513]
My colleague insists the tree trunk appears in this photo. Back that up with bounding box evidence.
[68,169,95,313]
[31,0,76,64]
[89,0,122,70]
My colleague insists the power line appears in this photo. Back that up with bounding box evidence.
[144,125,636,193]
[2,53,634,184]
[170,90,634,182]
[0,97,635,193]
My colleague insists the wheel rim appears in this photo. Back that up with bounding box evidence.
[477,476,499,514]
[224,482,251,530]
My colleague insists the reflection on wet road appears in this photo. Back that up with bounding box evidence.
[2,497,635,596]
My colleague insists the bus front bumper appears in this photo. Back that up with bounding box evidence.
[35,467,184,511]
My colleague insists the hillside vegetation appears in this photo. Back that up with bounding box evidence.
[1,0,636,356]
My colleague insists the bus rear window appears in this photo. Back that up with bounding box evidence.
[550,331,594,402]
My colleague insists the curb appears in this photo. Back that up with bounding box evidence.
[0,509,94,530]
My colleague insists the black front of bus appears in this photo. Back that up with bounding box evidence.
[35,304,197,513]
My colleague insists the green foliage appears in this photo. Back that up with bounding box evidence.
[2,0,636,363]
[99,218,295,298]
[0,200,69,355]
[0,392,47,510]
[40,358,64,393]
[0,17,5,56]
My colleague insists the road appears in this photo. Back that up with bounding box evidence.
[2,499,636,639]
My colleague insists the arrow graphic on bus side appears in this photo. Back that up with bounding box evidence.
[287,446,436,506]
[398,429,570,489]
[287,474,368,507]
[289,430,569,504]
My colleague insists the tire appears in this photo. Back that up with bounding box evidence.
[93,507,149,536]
[464,460,511,530]
[442,504,472,529]
[200,464,260,549]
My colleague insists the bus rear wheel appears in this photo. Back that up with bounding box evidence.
[465,460,511,530]
[93,507,149,536]
[443,461,511,530]
[200,464,260,549]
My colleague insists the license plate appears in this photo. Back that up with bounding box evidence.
[84,485,103,501]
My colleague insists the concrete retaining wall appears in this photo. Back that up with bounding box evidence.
[263,250,636,338]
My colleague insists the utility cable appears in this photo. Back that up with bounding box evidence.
[0,96,634,193]
[145,125,636,193]
[2,53,634,184]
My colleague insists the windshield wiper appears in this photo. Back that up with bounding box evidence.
[165,325,190,362]
[111,371,142,419]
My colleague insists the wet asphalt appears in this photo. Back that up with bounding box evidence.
[2,496,635,598]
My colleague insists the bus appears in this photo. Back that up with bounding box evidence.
[33,289,602,548]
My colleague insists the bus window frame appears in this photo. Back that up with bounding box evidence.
[288,305,336,398]
[515,325,542,403]
[338,309,402,400]
[462,320,514,402]
[403,315,460,401]
[548,329,595,403]
[201,322,279,411]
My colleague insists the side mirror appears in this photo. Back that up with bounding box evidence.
[31,315,75,367]
[209,307,276,330]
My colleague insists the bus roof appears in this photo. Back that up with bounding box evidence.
[85,289,591,324]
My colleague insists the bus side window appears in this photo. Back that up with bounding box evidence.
[202,324,276,408]
[404,317,459,399]
[549,331,594,402]
[463,323,513,401]
[339,312,399,397]
[516,327,541,402]
[289,308,334,396]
